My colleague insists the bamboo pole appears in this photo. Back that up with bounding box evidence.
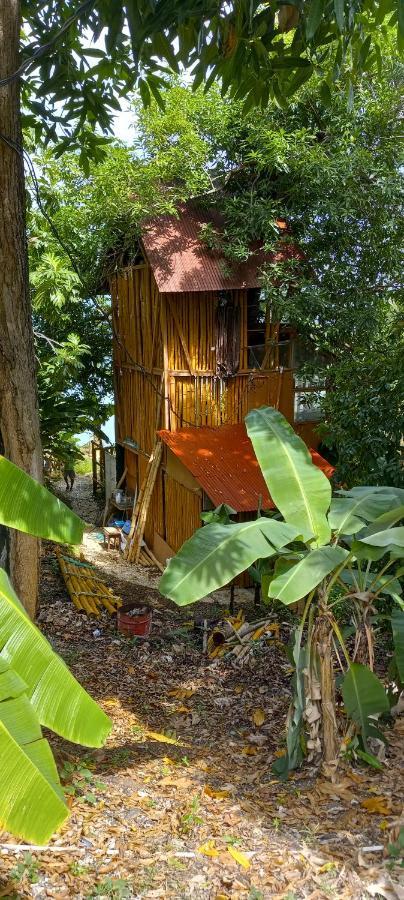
[160,298,171,430]
[126,442,163,563]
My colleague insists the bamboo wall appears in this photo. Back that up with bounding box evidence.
[112,259,319,558]
[164,476,202,552]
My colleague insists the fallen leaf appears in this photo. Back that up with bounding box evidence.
[227,846,251,869]
[170,704,191,715]
[147,731,180,745]
[167,688,195,700]
[252,707,265,727]
[198,840,220,858]
[241,745,259,756]
[204,785,230,800]
[362,796,392,815]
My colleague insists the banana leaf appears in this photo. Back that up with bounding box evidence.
[391,609,404,682]
[268,546,349,605]
[359,505,404,538]
[273,629,307,777]
[159,518,302,606]
[338,486,404,503]
[328,493,401,536]
[245,407,331,547]
[341,663,389,750]
[0,455,84,544]
[357,526,404,549]
[340,569,402,599]
[0,568,111,747]
[0,657,68,844]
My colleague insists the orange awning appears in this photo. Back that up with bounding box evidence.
[159,423,334,513]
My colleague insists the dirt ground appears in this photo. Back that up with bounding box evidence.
[1,475,403,900]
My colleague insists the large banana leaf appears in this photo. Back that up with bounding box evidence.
[0,455,84,544]
[0,569,111,746]
[245,407,331,547]
[357,526,404,549]
[0,657,68,843]
[391,609,404,682]
[359,506,404,538]
[341,663,389,750]
[340,569,402,599]
[268,546,349,605]
[328,493,402,536]
[338,486,404,503]
[159,518,302,605]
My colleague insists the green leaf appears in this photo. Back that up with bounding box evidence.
[358,526,404,549]
[159,518,302,606]
[360,505,404,538]
[339,486,404,503]
[0,456,84,544]
[391,609,404,682]
[0,657,67,844]
[245,407,331,547]
[0,569,111,747]
[341,664,389,751]
[306,0,325,40]
[268,546,349,604]
[273,630,307,777]
[398,0,404,39]
[355,748,383,770]
[334,0,345,32]
[329,493,402,536]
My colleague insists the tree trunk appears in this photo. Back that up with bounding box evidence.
[0,0,42,617]
[316,615,338,762]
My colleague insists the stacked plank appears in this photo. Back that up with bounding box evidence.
[125,441,163,563]
[57,550,122,617]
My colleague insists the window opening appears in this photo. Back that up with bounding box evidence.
[215,291,240,377]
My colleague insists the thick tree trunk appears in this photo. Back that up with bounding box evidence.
[0,0,42,617]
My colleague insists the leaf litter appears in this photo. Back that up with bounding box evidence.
[0,475,402,898]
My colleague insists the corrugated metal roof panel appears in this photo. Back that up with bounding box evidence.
[158,423,334,513]
[142,202,300,293]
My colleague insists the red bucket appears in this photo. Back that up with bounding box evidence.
[117,604,152,638]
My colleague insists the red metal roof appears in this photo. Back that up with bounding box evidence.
[158,423,334,513]
[142,202,300,294]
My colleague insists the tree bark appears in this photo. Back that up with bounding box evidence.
[0,0,42,617]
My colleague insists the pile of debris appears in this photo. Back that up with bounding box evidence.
[207,610,280,664]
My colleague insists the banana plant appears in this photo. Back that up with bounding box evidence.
[159,407,404,773]
[0,455,111,844]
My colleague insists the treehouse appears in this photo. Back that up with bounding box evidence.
[111,200,330,565]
